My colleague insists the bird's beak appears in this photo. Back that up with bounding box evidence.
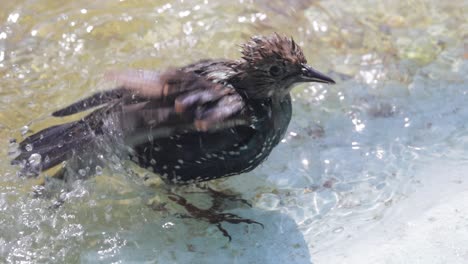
[300,64,335,84]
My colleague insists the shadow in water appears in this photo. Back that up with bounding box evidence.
[81,207,312,264]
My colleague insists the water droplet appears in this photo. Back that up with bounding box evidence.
[333,227,344,233]
[111,155,119,163]
[20,125,29,136]
[162,222,175,229]
[78,169,87,177]
[95,166,103,175]
[28,153,42,167]
[25,144,33,152]
[8,140,20,157]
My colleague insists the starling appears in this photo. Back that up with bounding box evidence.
[12,34,335,184]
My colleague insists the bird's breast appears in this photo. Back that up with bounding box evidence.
[130,96,292,184]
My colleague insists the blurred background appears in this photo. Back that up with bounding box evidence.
[0,0,467,263]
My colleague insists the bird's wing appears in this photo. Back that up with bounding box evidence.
[65,69,252,145]
[52,70,192,117]
[52,59,240,117]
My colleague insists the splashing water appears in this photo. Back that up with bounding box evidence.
[0,1,467,263]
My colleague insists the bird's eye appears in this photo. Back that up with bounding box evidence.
[269,65,282,77]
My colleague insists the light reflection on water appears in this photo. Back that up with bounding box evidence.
[0,1,467,263]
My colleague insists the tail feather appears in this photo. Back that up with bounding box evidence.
[12,120,94,175]
[19,122,76,150]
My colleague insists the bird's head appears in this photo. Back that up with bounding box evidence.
[233,34,335,100]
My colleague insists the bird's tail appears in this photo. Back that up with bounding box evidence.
[11,120,95,176]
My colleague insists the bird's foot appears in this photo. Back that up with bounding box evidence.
[167,191,263,241]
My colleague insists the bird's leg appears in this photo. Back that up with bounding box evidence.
[191,183,252,210]
[178,183,252,210]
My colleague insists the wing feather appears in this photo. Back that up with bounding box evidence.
[74,68,252,145]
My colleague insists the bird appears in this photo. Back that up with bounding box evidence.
[12,34,335,185]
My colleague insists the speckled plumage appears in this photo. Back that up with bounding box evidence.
[12,34,334,184]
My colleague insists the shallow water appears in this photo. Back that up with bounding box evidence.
[0,1,467,263]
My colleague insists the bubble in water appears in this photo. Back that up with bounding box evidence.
[25,144,33,152]
[150,159,156,165]
[28,153,42,167]
[95,165,103,175]
[78,169,87,177]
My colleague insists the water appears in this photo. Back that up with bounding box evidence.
[0,1,467,263]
